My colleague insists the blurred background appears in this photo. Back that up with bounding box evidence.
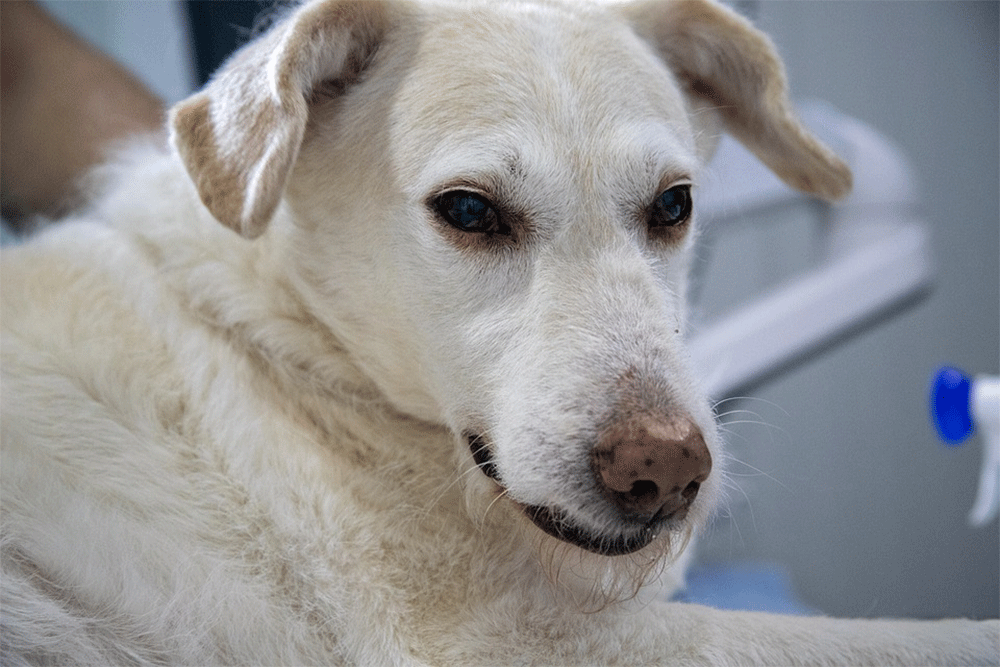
[34,0,999,621]
[694,1,999,622]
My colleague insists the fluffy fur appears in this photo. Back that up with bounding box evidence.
[1,0,996,664]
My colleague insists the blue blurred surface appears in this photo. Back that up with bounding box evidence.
[677,563,816,615]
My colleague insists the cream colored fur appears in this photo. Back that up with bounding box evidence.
[1,0,996,665]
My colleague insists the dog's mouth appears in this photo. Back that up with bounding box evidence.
[468,434,667,557]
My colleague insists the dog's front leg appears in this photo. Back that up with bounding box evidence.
[636,602,999,666]
[433,596,995,665]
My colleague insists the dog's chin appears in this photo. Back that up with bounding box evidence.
[467,434,673,557]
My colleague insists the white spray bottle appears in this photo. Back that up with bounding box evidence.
[931,366,1000,527]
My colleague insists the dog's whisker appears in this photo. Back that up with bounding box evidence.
[715,406,772,425]
[713,395,791,419]
[716,418,776,430]
[716,476,758,541]
[724,457,789,492]
[714,407,768,421]
[481,487,511,524]
[432,464,477,498]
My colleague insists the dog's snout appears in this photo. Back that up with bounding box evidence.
[592,417,711,521]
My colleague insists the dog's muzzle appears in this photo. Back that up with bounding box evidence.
[468,424,711,557]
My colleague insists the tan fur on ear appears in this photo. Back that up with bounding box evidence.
[169,0,392,238]
[624,0,852,201]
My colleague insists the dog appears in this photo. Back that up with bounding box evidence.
[2,0,997,664]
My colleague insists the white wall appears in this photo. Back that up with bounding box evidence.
[699,1,999,621]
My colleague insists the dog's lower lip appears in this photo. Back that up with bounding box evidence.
[524,504,664,556]
[466,433,663,556]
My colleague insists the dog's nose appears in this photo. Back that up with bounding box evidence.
[592,416,711,521]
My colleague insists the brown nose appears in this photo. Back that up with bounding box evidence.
[592,416,711,521]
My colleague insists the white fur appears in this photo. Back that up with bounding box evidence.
[2,0,996,664]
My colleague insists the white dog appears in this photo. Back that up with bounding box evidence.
[2,0,996,664]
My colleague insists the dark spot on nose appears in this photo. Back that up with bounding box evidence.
[591,416,712,521]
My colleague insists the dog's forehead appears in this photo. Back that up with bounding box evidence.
[388,1,699,195]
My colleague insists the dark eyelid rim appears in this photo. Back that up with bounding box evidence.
[434,189,496,219]
[645,178,694,241]
[657,175,693,194]
[425,179,499,208]
[653,178,693,209]
[426,180,523,242]
[427,184,500,227]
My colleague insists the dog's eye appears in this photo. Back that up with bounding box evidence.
[434,191,507,234]
[650,184,692,228]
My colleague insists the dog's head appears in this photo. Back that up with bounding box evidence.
[171,0,849,568]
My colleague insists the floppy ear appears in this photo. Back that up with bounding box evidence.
[169,0,392,238]
[624,0,852,201]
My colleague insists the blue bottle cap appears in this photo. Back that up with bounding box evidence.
[930,366,974,446]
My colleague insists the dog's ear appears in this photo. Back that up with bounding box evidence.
[624,0,851,201]
[169,0,392,238]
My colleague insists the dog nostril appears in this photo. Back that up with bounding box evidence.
[592,416,712,520]
[628,480,659,502]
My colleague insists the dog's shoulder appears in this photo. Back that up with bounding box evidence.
[0,148,487,663]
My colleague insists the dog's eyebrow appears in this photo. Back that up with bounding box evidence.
[418,146,536,202]
[591,120,699,183]
[639,134,699,175]
[402,139,523,195]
